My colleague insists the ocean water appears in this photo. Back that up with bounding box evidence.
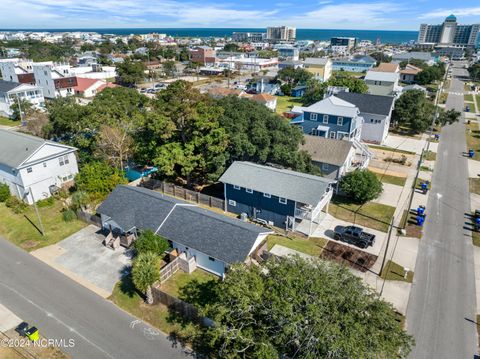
[1,28,419,44]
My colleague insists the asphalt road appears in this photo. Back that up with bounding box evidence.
[406,63,477,358]
[0,237,193,359]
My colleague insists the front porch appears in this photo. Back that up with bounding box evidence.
[291,189,333,236]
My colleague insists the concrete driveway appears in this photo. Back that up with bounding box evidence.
[296,214,387,257]
[384,134,426,155]
[32,225,132,296]
[373,183,404,207]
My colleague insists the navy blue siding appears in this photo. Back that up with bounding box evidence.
[225,184,295,227]
[300,112,356,138]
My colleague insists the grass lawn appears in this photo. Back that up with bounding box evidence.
[466,122,480,161]
[0,116,19,127]
[419,165,433,172]
[333,70,364,78]
[473,229,480,247]
[423,150,437,161]
[415,178,430,190]
[399,210,422,238]
[439,92,448,104]
[0,200,86,251]
[328,196,395,233]
[267,234,327,257]
[374,173,407,187]
[465,94,474,102]
[368,144,416,156]
[110,274,200,341]
[160,269,218,298]
[380,260,414,283]
[276,95,302,115]
[470,178,480,195]
[476,95,480,110]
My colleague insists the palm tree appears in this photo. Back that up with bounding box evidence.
[131,252,160,304]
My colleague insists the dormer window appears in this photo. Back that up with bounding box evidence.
[323,115,329,124]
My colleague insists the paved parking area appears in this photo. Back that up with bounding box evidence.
[373,183,404,207]
[384,134,426,155]
[296,214,387,257]
[0,303,21,332]
[468,158,480,178]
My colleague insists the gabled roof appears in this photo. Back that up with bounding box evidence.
[219,161,334,206]
[365,70,399,82]
[335,92,394,116]
[0,129,76,170]
[0,79,21,93]
[97,185,270,264]
[400,65,423,75]
[252,93,277,102]
[303,95,359,118]
[74,77,103,92]
[304,57,330,66]
[371,62,399,73]
[300,135,353,167]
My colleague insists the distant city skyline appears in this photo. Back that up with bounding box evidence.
[0,1,479,30]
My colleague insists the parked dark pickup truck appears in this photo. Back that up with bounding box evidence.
[333,225,376,249]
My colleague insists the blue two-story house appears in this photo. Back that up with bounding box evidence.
[219,161,335,236]
[290,95,363,141]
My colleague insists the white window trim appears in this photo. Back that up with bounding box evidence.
[330,131,336,139]
[233,185,240,190]
[323,114,329,124]
[27,167,33,173]
[310,113,318,121]
[322,163,329,171]
[228,199,237,206]
[263,193,271,198]
[337,117,343,126]
[279,197,287,204]
[246,188,253,194]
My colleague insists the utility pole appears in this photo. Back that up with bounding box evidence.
[28,189,45,236]
[16,94,25,126]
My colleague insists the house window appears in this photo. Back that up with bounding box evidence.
[337,117,343,126]
[322,163,329,171]
[330,132,336,139]
[233,185,240,190]
[208,256,215,262]
[279,197,287,204]
[263,193,271,198]
[59,157,65,166]
[310,113,318,121]
[323,114,329,124]
[27,167,32,173]
[228,199,237,206]
[43,162,47,168]
[246,188,253,194]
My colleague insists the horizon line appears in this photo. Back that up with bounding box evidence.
[0,27,419,32]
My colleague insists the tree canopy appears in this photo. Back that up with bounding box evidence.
[468,62,480,82]
[199,257,413,358]
[217,96,317,174]
[302,74,367,106]
[392,90,435,133]
[131,252,160,304]
[277,67,313,86]
[116,59,146,86]
[134,230,170,256]
[75,161,127,201]
[339,169,383,204]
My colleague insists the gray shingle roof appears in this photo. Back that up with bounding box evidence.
[0,129,75,170]
[335,92,394,116]
[97,185,270,264]
[0,80,21,93]
[300,135,353,167]
[219,161,334,206]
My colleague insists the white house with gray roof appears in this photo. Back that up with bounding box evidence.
[0,80,45,118]
[97,185,273,277]
[219,161,335,235]
[0,129,78,204]
[364,70,400,96]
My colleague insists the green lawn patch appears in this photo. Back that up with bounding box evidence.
[110,274,200,340]
[374,173,407,187]
[160,269,217,299]
[419,165,433,172]
[368,144,416,156]
[0,200,86,251]
[476,95,480,110]
[465,94,474,102]
[399,210,423,239]
[415,178,430,190]
[439,92,448,104]
[470,178,480,195]
[332,70,364,78]
[0,116,20,127]
[275,95,302,115]
[423,150,436,161]
[328,196,395,233]
[466,122,480,161]
[267,234,327,257]
[380,260,414,283]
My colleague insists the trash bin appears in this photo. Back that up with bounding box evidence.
[25,327,39,342]
[469,149,475,158]
[417,206,425,216]
[421,182,428,194]
[416,215,425,226]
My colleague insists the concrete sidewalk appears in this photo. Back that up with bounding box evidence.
[0,303,21,332]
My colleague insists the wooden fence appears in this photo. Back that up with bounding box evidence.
[140,179,225,211]
[151,284,199,322]
[159,257,180,283]
[76,210,102,227]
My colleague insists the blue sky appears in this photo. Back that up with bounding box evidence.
[1,0,480,30]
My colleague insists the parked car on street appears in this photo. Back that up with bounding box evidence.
[333,225,376,249]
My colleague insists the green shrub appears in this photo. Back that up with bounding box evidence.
[0,183,11,202]
[62,209,77,222]
[339,169,384,204]
[5,196,28,214]
[37,196,55,208]
[134,229,170,256]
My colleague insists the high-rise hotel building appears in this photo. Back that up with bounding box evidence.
[418,15,479,49]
